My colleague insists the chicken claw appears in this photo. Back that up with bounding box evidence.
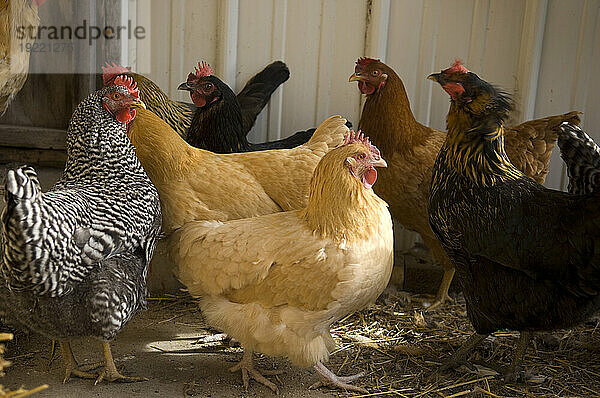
[94,342,148,384]
[310,361,368,394]
[229,350,280,393]
[59,341,98,383]
[440,333,488,373]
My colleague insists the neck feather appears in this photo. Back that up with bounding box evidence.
[128,107,193,182]
[442,105,523,185]
[359,71,428,154]
[186,89,248,153]
[299,167,387,242]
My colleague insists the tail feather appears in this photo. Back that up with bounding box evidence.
[237,61,290,135]
[5,166,41,206]
[557,123,600,194]
[303,115,350,154]
[505,111,581,184]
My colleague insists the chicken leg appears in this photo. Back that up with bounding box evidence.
[440,333,488,372]
[94,341,148,384]
[418,236,456,310]
[59,341,97,383]
[310,361,368,394]
[229,350,281,393]
[503,331,532,383]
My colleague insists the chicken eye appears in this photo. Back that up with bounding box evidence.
[204,83,213,90]
[371,70,379,76]
[356,153,366,160]
[112,93,122,100]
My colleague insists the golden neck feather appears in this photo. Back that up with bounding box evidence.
[299,155,388,242]
[127,107,194,183]
[441,104,523,186]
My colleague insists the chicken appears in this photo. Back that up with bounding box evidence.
[177,61,316,153]
[0,76,162,383]
[0,0,41,117]
[169,131,392,393]
[557,122,600,194]
[126,104,348,234]
[102,60,289,140]
[427,64,600,381]
[349,57,581,309]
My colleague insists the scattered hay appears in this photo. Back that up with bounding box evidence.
[166,290,600,397]
[0,333,47,398]
[324,291,600,397]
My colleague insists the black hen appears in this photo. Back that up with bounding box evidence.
[558,122,600,194]
[178,61,316,153]
[427,61,600,381]
[102,61,290,140]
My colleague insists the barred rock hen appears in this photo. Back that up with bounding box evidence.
[170,132,392,393]
[178,61,315,153]
[428,66,600,381]
[102,61,289,140]
[0,77,162,383]
[350,57,580,309]
[126,106,348,234]
[557,123,600,194]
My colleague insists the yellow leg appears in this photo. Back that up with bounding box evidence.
[94,341,148,384]
[59,341,97,383]
[421,236,456,310]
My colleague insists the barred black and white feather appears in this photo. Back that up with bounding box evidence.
[0,84,161,341]
[558,123,600,195]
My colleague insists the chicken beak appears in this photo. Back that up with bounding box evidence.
[178,82,192,91]
[349,73,366,82]
[132,98,146,109]
[427,73,441,83]
[372,157,387,168]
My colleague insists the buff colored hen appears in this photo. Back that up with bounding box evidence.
[0,0,41,116]
[170,132,393,394]
[127,105,348,233]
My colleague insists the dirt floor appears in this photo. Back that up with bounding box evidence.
[3,290,600,398]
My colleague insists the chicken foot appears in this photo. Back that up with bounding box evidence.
[59,341,98,383]
[229,350,281,393]
[420,237,456,311]
[498,331,532,383]
[94,341,148,384]
[309,361,368,394]
[440,333,488,372]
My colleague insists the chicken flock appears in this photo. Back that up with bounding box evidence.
[0,50,598,395]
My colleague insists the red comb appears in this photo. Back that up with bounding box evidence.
[113,75,139,98]
[356,57,380,67]
[442,59,470,75]
[343,130,381,156]
[102,62,131,85]
[194,61,214,78]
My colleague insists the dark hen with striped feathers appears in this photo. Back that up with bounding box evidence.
[102,61,289,141]
[428,62,600,382]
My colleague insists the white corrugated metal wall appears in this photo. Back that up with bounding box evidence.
[128,0,600,249]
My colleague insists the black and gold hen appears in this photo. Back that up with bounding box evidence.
[428,62,600,381]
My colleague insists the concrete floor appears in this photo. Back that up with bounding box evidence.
[3,299,341,398]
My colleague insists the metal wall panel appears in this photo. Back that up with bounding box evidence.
[136,0,600,249]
